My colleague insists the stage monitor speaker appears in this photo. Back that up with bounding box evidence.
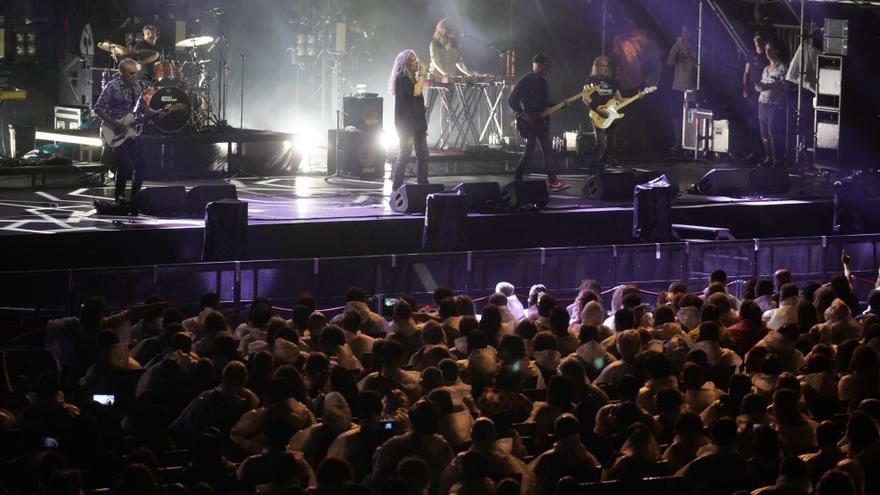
[203,199,248,261]
[187,184,238,217]
[834,179,866,234]
[452,182,502,212]
[582,168,636,200]
[327,128,384,180]
[389,184,445,214]
[135,186,188,217]
[343,96,383,131]
[749,167,790,194]
[422,192,468,252]
[693,168,751,196]
[633,174,678,242]
[501,180,549,209]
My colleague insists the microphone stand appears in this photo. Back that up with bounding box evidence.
[208,6,229,127]
[240,53,245,130]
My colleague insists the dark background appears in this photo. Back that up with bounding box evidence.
[2,0,880,166]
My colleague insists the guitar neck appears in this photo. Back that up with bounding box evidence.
[615,92,647,112]
[540,93,581,118]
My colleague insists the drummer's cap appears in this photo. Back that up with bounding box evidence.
[532,53,552,67]
[143,25,156,32]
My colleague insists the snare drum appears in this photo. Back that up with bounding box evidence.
[148,86,191,133]
[155,60,182,86]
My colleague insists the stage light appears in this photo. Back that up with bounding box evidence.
[379,129,398,151]
[293,129,320,155]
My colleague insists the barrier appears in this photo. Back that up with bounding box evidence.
[2,234,880,319]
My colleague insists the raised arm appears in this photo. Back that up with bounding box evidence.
[842,251,855,294]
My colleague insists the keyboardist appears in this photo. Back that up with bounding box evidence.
[428,18,476,83]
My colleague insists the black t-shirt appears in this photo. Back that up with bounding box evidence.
[394,73,427,134]
[747,52,768,96]
[133,40,158,79]
[508,72,553,119]
[585,75,619,112]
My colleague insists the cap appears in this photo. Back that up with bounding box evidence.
[532,53,552,67]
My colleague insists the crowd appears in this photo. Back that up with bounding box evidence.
[1,254,879,495]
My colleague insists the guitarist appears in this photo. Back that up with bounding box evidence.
[583,56,623,173]
[94,58,153,204]
[508,54,570,192]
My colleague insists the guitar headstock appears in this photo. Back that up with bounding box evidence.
[641,86,658,96]
[582,83,599,96]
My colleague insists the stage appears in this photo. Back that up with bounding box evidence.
[0,148,856,272]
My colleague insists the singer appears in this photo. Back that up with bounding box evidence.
[388,50,430,191]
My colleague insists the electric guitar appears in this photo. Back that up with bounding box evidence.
[516,84,598,138]
[100,103,189,148]
[589,85,657,130]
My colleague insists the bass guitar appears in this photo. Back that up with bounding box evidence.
[589,85,657,130]
[516,84,597,138]
[100,103,188,148]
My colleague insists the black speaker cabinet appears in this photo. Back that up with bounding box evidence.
[187,184,238,217]
[582,168,637,200]
[203,199,248,261]
[389,184,445,214]
[422,192,468,252]
[501,180,549,209]
[749,167,790,195]
[343,96,383,131]
[327,128,385,180]
[135,186,188,217]
[451,182,502,212]
[693,168,752,196]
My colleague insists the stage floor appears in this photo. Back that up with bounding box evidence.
[0,152,852,271]
[0,157,835,236]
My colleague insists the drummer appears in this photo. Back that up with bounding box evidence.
[133,24,159,81]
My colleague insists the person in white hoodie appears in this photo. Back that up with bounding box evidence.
[763,283,800,331]
[329,287,389,337]
[575,323,616,380]
[496,281,526,321]
[754,279,777,313]
[182,292,221,340]
[80,329,141,398]
[694,322,742,368]
[489,292,517,336]
[594,329,642,388]
[288,391,355,469]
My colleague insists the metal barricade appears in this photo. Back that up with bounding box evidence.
[3,234,880,319]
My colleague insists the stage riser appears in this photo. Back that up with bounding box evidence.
[0,198,843,271]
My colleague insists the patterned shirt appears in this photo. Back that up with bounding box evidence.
[758,62,788,106]
[93,76,149,120]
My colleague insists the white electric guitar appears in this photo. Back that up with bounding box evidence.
[100,103,188,148]
[589,85,657,129]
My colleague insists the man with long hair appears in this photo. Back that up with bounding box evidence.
[583,56,623,173]
[388,50,430,191]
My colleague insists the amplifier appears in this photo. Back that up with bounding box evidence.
[343,96,383,131]
[54,106,90,130]
[327,128,385,180]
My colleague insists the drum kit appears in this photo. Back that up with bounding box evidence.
[98,34,220,133]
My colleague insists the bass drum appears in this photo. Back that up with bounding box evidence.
[149,86,191,133]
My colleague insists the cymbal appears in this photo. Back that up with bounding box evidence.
[130,48,160,64]
[175,36,214,48]
[97,41,128,56]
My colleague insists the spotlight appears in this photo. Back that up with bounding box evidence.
[379,129,398,151]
